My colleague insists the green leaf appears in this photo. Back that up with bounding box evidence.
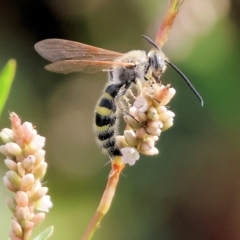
[33,226,54,240]
[0,59,16,118]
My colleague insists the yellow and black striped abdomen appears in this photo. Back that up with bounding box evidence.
[94,83,123,158]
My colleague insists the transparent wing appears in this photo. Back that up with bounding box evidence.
[45,60,135,74]
[34,39,123,62]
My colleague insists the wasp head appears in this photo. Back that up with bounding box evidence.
[142,35,167,82]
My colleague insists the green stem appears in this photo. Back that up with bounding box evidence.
[81,158,125,240]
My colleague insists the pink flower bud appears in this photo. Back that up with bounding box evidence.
[16,191,29,207]
[15,206,30,222]
[0,145,12,156]
[154,84,170,103]
[160,87,176,106]
[28,135,45,151]
[139,138,155,152]
[147,120,163,129]
[24,221,34,230]
[6,197,17,212]
[31,213,46,226]
[22,155,35,172]
[136,128,148,139]
[21,122,34,143]
[145,126,161,136]
[11,219,23,237]
[9,231,22,240]
[20,174,34,191]
[34,149,45,165]
[3,176,18,192]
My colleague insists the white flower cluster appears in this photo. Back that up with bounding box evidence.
[0,112,52,240]
[117,82,176,166]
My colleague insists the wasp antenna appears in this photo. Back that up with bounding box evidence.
[142,35,160,51]
[166,60,204,106]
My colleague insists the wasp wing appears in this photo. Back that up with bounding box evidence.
[45,60,135,74]
[34,39,123,62]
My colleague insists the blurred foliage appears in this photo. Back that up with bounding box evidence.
[33,225,54,240]
[0,0,240,240]
[0,59,16,118]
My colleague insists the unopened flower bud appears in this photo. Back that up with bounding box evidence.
[30,187,48,202]
[153,84,170,103]
[145,126,161,136]
[34,149,45,166]
[24,221,34,230]
[17,163,25,177]
[0,128,13,143]
[156,106,167,114]
[6,197,17,212]
[5,143,22,156]
[160,87,176,106]
[152,136,159,141]
[135,111,147,122]
[15,206,30,222]
[31,213,45,227]
[133,96,149,112]
[162,118,174,131]
[16,191,29,207]
[20,174,34,191]
[0,145,12,156]
[124,130,137,146]
[139,137,155,152]
[22,156,35,172]
[4,159,17,171]
[3,176,18,192]
[147,120,163,129]
[159,111,175,122]
[11,219,23,237]
[33,162,47,179]
[6,171,21,188]
[21,122,34,143]
[124,115,140,129]
[147,107,159,121]
[142,147,159,155]
[116,136,128,149]
[136,128,148,139]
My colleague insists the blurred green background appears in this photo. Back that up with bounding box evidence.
[1,0,240,239]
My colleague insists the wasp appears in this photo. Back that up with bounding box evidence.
[34,0,203,160]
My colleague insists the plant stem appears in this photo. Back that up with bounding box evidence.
[81,157,125,240]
